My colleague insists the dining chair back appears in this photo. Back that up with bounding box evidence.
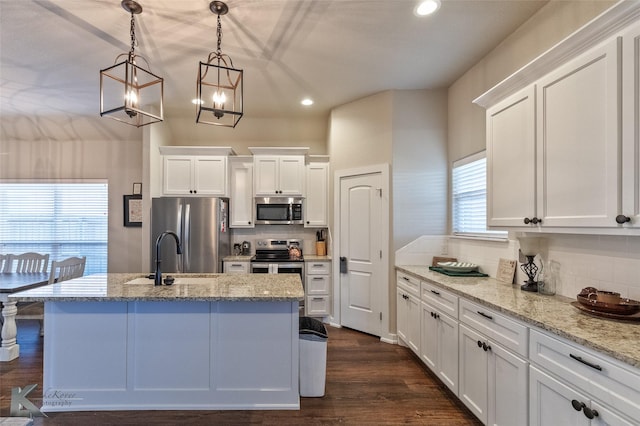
[49,256,86,284]
[0,254,12,272]
[11,252,50,273]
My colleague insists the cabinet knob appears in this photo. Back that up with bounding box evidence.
[571,399,585,412]
[307,221,310,224]
[248,221,251,224]
[482,342,491,352]
[477,340,483,348]
[615,214,631,224]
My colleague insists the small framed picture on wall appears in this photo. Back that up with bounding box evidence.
[124,194,143,227]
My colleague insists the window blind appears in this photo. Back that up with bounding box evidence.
[0,181,108,275]
[452,153,506,238]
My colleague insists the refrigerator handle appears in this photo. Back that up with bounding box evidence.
[184,203,190,272]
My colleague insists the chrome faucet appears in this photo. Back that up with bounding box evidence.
[154,231,182,286]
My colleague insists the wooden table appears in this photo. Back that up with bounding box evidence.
[0,272,49,361]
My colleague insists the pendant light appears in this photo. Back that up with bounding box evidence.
[100,0,164,127]
[196,1,243,128]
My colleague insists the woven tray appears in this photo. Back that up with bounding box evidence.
[429,266,488,277]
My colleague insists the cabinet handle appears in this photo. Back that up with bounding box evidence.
[569,353,602,371]
[523,217,542,225]
[231,264,241,267]
[312,277,323,280]
[312,297,324,301]
[430,289,441,296]
[570,400,598,419]
[402,276,410,281]
[477,311,493,320]
[616,214,631,224]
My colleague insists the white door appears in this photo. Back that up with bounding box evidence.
[339,172,383,336]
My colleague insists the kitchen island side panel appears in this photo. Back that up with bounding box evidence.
[42,300,299,411]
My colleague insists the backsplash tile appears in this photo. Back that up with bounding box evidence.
[399,234,640,300]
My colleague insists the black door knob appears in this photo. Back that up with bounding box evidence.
[616,215,631,224]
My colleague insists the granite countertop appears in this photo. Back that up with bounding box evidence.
[9,273,304,302]
[222,255,252,261]
[304,255,332,261]
[396,265,640,370]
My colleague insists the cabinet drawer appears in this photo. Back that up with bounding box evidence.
[530,329,640,421]
[459,299,528,357]
[306,261,330,275]
[421,281,458,317]
[306,275,330,294]
[224,262,249,273]
[397,272,420,297]
[306,295,330,316]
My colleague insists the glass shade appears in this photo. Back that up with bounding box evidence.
[100,60,164,127]
[196,60,243,128]
[518,237,541,256]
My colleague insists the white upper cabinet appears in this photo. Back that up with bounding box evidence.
[163,155,228,196]
[304,160,329,227]
[478,3,640,234]
[229,156,254,228]
[487,85,536,227]
[535,37,620,228]
[160,146,233,197]
[621,22,640,228]
[253,155,305,197]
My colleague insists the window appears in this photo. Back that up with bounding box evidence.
[0,181,108,275]
[452,152,506,239]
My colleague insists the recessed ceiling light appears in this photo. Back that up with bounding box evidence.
[301,98,314,106]
[415,0,440,16]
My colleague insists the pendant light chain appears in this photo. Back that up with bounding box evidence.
[129,12,137,62]
[216,14,223,58]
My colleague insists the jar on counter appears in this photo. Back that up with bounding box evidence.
[538,261,557,295]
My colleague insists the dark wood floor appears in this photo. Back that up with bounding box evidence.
[1,320,482,425]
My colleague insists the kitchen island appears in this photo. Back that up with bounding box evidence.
[10,273,304,412]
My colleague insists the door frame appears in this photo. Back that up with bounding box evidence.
[331,163,392,343]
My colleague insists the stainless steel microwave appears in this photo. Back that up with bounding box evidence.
[255,197,304,225]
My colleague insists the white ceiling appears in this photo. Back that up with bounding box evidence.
[0,0,548,120]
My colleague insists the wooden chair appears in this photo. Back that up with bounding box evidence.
[49,256,86,284]
[9,252,49,273]
[17,256,86,336]
[0,254,12,273]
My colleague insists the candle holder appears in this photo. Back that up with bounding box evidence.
[518,237,542,292]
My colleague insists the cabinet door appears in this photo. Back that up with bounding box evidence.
[305,162,329,227]
[622,22,640,228]
[536,37,621,227]
[163,156,193,195]
[254,156,279,196]
[487,85,537,227]
[437,311,459,396]
[396,287,409,344]
[488,342,528,426]
[420,301,438,371]
[406,293,420,355]
[278,156,305,196]
[223,261,249,273]
[194,156,227,196]
[230,160,254,228]
[530,366,590,426]
[591,400,638,426]
[459,324,489,424]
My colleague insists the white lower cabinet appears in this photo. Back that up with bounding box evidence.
[458,306,529,425]
[529,329,640,425]
[420,299,458,395]
[396,272,421,354]
[305,260,331,317]
[223,260,249,273]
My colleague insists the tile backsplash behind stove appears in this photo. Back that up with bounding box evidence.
[231,226,329,257]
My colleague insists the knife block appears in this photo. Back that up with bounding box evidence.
[316,241,326,256]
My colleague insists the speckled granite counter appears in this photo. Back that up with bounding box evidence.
[222,255,252,262]
[9,273,304,302]
[304,255,332,261]
[397,265,640,369]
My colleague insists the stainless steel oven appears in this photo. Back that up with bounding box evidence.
[250,261,304,279]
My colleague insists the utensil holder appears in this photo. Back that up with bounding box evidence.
[316,241,326,256]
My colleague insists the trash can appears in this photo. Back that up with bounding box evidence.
[299,316,328,397]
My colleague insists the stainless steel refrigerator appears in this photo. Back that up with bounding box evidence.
[151,197,230,273]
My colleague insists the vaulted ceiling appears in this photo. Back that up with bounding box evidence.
[0,0,547,120]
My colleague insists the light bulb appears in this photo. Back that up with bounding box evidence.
[124,90,138,118]
[415,0,440,16]
[213,91,226,119]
